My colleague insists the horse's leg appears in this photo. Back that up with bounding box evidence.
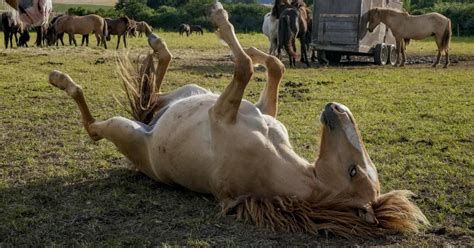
[48,70,157,179]
[116,35,120,49]
[432,51,441,68]
[208,4,253,124]
[443,50,449,68]
[70,33,77,46]
[245,47,284,118]
[123,33,127,48]
[395,39,401,66]
[400,40,406,67]
[14,32,18,46]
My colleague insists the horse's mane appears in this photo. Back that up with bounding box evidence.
[379,8,409,16]
[221,190,429,237]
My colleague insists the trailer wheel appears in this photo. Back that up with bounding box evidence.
[326,51,341,64]
[387,45,397,66]
[374,43,388,65]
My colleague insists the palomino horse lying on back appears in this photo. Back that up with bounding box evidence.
[48,3,428,236]
[368,8,451,68]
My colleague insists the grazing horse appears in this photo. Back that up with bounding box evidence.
[47,14,88,46]
[48,3,428,236]
[277,6,310,67]
[136,21,152,37]
[368,8,451,68]
[262,12,278,55]
[5,0,53,46]
[190,25,204,35]
[179,23,191,36]
[106,17,131,49]
[47,14,108,49]
[1,11,28,48]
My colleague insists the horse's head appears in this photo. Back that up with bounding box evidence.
[315,102,380,224]
[45,26,57,46]
[367,8,381,32]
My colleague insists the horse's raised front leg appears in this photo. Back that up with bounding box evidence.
[245,47,285,118]
[48,70,156,179]
[208,3,253,124]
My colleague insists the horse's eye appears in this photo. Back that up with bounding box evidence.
[350,165,357,178]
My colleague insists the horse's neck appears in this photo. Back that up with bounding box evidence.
[380,10,405,29]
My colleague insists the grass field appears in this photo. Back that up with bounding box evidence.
[0,32,473,246]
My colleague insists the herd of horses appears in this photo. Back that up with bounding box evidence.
[1,11,153,49]
[266,0,452,68]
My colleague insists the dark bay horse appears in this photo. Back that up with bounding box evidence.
[277,1,311,67]
[190,25,204,35]
[106,17,131,49]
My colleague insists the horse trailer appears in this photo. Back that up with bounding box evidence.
[311,0,402,65]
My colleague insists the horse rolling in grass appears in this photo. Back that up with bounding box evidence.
[48,3,428,236]
[368,8,451,68]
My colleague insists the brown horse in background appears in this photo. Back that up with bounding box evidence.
[136,21,152,37]
[368,8,452,68]
[47,14,107,49]
[106,17,131,49]
[277,0,311,67]
[47,14,89,46]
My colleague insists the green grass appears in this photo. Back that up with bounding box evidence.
[0,32,473,246]
[53,3,113,13]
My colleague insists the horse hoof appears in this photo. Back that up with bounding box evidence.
[49,70,81,97]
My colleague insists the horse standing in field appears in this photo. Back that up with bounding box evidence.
[47,14,108,49]
[47,14,89,46]
[262,12,279,55]
[106,17,131,49]
[1,11,29,48]
[277,1,311,67]
[48,3,428,237]
[128,19,137,37]
[136,21,152,37]
[179,23,191,36]
[368,8,451,68]
[190,25,204,35]
[5,0,53,47]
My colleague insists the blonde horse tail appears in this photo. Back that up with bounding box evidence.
[440,19,452,52]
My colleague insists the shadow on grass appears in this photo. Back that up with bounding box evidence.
[0,168,418,246]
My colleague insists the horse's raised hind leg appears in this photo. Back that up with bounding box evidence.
[245,47,285,118]
[48,70,156,179]
[207,3,253,124]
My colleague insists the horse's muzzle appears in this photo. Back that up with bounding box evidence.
[320,102,350,130]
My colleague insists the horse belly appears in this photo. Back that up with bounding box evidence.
[148,97,217,193]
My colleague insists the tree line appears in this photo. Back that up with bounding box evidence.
[65,0,474,35]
